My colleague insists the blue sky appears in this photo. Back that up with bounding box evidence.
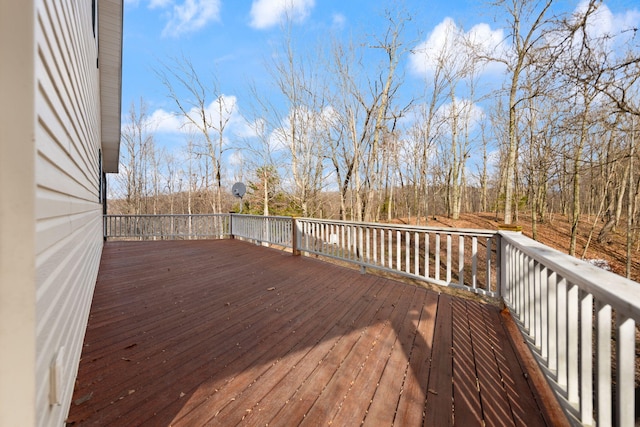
[120,0,640,173]
[122,0,489,136]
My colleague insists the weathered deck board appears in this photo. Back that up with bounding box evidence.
[66,239,562,426]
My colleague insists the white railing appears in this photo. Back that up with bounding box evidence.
[103,214,230,240]
[294,217,501,297]
[103,214,639,426]
[501,231,639,427]
[230,214,293,248]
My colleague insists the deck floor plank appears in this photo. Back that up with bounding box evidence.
[361,285,421,426]
[392,289,438,426]
[451,298,483,426]
[66,240,560,426]
[423,293,454,427]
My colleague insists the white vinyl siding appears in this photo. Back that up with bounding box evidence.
[35,1,103,425]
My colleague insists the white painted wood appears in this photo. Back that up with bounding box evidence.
[458,235,464,287]
[534,261,541,347]
[396,230,401,270]
[567,283,579,407]
[446,234,452,283]
[414,232,419,276]
[596,301,612,427]
[548,271,558,373]
[580,291,593,425]
[405,231,410,274]
[435,234,441,281]
[388,229,392,268]
[557,277,568,389]
[471,237,477,289]
[616,316,635,427]
[424,233,430,278]
[500,231,640,322]
[540,266,549,361]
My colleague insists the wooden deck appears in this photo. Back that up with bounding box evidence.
[67,239,563,426]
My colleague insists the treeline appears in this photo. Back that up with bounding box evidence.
[109,0,640,273]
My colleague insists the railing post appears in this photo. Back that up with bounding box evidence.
[292,217,300,256]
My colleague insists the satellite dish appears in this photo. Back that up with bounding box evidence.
[231,182,246,198]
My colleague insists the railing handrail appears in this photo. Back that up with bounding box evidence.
[501,230,640,323]
[295,217,498,237]
[105,213,230,218]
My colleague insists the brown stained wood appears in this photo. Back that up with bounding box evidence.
[466,300,515,427]
[330,286,419,427]
[227,276,381,427]
[483,306,549,426]
[424,293,455,427]
[298,284,415,426]
[362,286,421,426]
[67,240,563,426]
[393,290,438,427]
[266,280,397,426]
[451,298,483,425]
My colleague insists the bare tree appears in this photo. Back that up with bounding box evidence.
[118,98,155,214]
[156,55,232,214]
[485,0,558,224]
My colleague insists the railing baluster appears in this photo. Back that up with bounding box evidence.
[596,301,612,427]
[435,234,440,281]
[414,231,419,276]
[557,276,568,389]
[388,229,392,269]
[458,235,464,287]
[486,237,492,293]
[540,265,549,361]
[471,236,477,289]
[365,227,370,264]
[533,260,541,346]
[567,282,579,407]
[617,315,636,427]
[424,233,429,279]
[548,270,558,374]
[446,234,452,284]
[405,231,410,274]
[580,291,593,425]
[380,229,385,268]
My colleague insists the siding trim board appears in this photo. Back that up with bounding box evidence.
[0,1,37,425]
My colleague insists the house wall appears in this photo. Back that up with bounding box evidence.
[0,0,119,424]
[34,1,104,425]
[34,0,102,426]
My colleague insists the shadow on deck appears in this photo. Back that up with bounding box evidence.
[67,240,564,426]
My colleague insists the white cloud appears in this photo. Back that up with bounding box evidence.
[143,95,254,144]
[148,0,172,8]
[249,0,315,30]
[228,150,244,167]
[435,97,485,136]
[409,18,507,78]
[147,108,183,133]
[332,13,346,29]
[574,0,640,40]
[151,0,221,37]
